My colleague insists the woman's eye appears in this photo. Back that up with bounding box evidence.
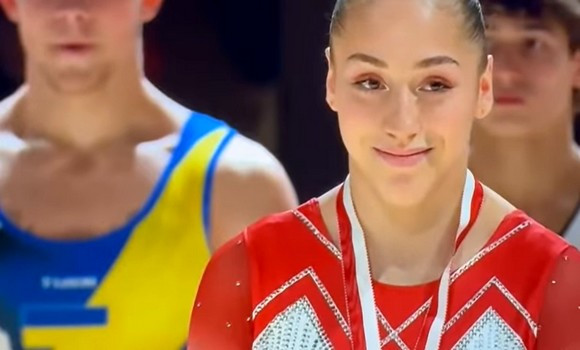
[420,81,451,93]
[356,79,384,91]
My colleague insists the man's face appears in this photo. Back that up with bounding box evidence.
[0,0,163,93]
[481,14,580,137]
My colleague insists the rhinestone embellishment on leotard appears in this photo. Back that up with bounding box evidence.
[444,277,537,336]
[252,267,351,339]
[293,210,342,260]
[253,297,334,350]
[452,308,525,350]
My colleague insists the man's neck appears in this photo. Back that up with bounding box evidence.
[470,123,580,233]
[9,71,174,151]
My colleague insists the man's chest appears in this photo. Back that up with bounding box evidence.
[0,148,169,239]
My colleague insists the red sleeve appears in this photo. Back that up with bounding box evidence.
[188,233,252,350]
[536,246,580,350]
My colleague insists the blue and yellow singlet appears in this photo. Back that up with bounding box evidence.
[0,112,235,349]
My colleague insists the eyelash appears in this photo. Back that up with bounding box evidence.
[354,78,386,92]
[420,80,452,93]
[353,78,452,93]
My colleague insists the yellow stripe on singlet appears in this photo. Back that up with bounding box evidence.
[23,128,230,350]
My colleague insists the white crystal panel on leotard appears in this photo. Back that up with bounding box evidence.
[253,297,334,350]
[452,308,526,350]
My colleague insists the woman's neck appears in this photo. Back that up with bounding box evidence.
[348,161,470,285]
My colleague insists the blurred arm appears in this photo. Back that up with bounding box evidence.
[536,246,580,349]
[209,134,297,251]
[188,233,252,349]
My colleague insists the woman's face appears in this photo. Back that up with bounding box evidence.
[326,0,493,205]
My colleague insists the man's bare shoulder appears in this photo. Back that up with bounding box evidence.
[208,134,297,250]
[214,134,297,208]
[217,134,285,173]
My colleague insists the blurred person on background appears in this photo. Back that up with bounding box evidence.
[470,0,580,246]
[0,0,297,348]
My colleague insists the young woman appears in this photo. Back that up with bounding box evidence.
[188,0,580,348]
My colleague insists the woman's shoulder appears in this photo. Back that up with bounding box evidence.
[475,185,570,262]
[242,199,325,246]
[485,186,570,260]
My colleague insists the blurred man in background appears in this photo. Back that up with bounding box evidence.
[0,0,296,348]
[471,0,580,246]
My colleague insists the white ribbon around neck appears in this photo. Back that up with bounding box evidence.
[342,170,476,350]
